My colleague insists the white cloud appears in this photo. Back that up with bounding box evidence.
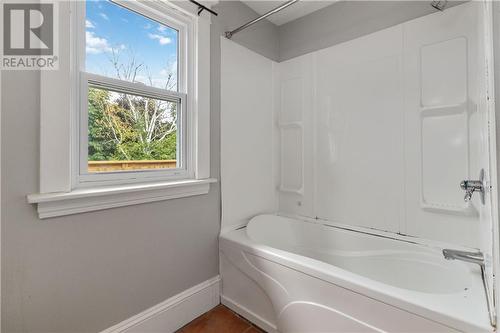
[86,31,112,54]
[148,33,172,45]
[143,23,152,30]
[85,20,95,28]
[99,12,109,20]
[149,25,174,46]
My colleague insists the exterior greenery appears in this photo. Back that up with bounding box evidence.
[88,87,177,161]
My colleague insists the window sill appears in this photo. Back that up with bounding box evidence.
[27,178,218,219]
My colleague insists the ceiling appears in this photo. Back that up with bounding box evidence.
[241,1,337,26]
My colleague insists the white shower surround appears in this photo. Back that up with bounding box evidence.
[276,3,487,249]
[220,2,496,332]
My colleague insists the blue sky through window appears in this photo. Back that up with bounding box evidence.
[85,0,178,90]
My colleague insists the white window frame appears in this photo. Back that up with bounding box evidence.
[29,0,214,218]
[76,0,191,187]
[78,75,189,186]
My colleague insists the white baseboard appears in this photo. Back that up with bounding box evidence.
[221,295,278,333]
[101,276,220,333]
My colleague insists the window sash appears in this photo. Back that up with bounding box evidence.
[75,0,193,187]
[111,0,188,95]
[78,72,190,186]
[79,0,188,93]
[86,73,183,104]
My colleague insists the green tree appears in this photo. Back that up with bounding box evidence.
[88,50,178,162]
[88,87,118,160]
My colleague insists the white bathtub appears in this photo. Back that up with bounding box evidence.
[219,214,491,333]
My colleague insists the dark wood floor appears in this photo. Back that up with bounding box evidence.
[177,305,265,333]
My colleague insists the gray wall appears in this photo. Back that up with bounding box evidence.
[278,1,466,61]
[212,1,279,62]
[2,70,220,333]
[1,1,278,332]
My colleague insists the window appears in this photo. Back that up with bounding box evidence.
[80,0,189,184]
[30,0,213,218]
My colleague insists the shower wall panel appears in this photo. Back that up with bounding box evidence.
[314,26,404,234]
[276,2,483,248]
[403,3,481,247]
[220,38,279,231]
[276,54,315,218]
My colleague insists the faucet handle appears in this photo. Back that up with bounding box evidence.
[460,169,486,204]
[461,180,475,201]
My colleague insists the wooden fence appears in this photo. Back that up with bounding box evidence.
[88,160,177,172]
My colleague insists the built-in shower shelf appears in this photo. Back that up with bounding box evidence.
[279,121,304,196]
[421,201,479,217]
[420,102,474,115]
[278,186,304,195]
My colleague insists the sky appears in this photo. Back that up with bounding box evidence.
[85,0,178,91]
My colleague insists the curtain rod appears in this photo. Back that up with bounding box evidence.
[188,0,218,16]
[225,0,299,39]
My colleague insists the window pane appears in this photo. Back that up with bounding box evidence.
[87,86,179,173]
[85,0,178,91]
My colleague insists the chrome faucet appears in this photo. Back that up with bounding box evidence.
[442,249,485,267]
[460,169,486,204]
[460,179,484,202]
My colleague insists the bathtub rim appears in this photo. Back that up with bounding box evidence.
[220,213,492,333]
[274,212,480,253]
